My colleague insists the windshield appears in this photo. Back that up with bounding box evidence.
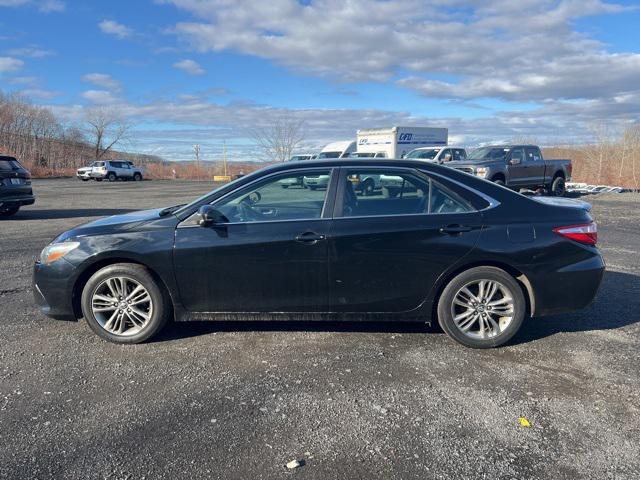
[350,152,375,158]
[468,147,509,161]
[406,149,439,160]
[317,151,341,159]
[0,158,22,171]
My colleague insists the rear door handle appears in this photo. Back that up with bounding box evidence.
[439,224,474,235]
[295,231,326,244]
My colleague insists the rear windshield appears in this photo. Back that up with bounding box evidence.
[468,147,509,161]
[0,157,22,171]
[317,151,341,159]
[407,149,439,160]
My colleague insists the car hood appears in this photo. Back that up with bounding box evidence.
[54,208,168,242]
[530,196,592,211]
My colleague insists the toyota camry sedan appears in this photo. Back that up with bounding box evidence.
[33,159,604,348]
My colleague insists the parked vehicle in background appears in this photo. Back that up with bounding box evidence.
[0,155,35,217]
[303,172,330,190]
[33,158,604,348]
[90,160,144,182]
[405,146,467,163]
[451,145,572,196]
[356,126,448,159]
[348,152,388,158]
[317,141,357,159]
[77,162,98,181]
[289,154,315,161]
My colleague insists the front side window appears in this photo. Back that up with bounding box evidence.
[511,148,524,163]
[212,170,332,223]
[525,147,542,162]
[452,149,466,161]
[338,169,473,218]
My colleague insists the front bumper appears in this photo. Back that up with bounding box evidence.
[33,259,79,320]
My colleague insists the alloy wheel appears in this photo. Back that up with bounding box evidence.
[91,276,153,336]
[450,279,514,339]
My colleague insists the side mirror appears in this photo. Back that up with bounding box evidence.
[197,205,228,227]
[510,157,521,165]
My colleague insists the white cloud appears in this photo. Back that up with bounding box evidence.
[98,20,133,39]
[173,59,205,75]
[82,73,122,92]
[161,0,640,108]
[0,56,24,73]
[0,0,65,11]
[19,88,59,99]
[81,90,120,105]
[7,46,56,58]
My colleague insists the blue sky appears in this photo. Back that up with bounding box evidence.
[1,0,640,161]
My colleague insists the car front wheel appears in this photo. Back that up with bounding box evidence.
[81,263,170,344]
[437,266,525,348]
[107,172,117,182]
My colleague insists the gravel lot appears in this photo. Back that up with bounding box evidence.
[1,179,639,479]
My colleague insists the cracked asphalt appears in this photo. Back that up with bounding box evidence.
[1,179,639,479]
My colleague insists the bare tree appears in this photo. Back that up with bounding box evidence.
[249,117,305,162]
[85,107,132,160]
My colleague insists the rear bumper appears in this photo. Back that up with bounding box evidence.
[526,253,605,317]
[0,194,35,206]
[33,259,78,320]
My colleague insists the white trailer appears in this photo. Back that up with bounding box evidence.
[356,127,448,159]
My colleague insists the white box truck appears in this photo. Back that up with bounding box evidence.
[356,127,448,159]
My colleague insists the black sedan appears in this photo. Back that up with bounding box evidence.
[33,159,604,348]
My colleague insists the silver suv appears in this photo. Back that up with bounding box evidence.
[90,160,144,182]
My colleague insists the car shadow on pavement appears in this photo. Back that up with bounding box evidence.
[7,208,137,220]
[155,270,639,345]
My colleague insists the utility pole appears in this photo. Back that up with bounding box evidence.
[223,140,228,177]
[193,144,201,181]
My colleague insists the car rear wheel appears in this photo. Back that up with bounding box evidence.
[107,172,117,182]
[81,263,170,344]
[0,204,20,217]
[492,178,506,187]
[133,173,142,181]
[437,266,525,348]
[362,178,375,196]
[550,176,566,197]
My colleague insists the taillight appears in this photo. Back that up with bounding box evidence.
[553,222,597,245]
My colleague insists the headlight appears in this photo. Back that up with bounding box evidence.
[475,167,488,178]
[40,242,80,265]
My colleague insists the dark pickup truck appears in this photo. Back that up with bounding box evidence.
[0,155,35,217]
[450,144,572,196]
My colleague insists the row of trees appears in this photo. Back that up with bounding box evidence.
[0,91,145,176]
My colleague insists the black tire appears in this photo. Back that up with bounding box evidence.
[81,263,171,344]
[281,185,289,189]
[81,178,89,182]
[0,204,20,217]
[107,172,117,182]
[309,186,317,190]
[95,178,103,182]
[133,173,142,182]
[550,176,566,197]
[492,177,506,187]
[362,178,375,196]
[437,266,526,349]
[383,187,399,198]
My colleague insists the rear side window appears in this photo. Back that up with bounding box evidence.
[0,158,21,171]
[337,169,474,218]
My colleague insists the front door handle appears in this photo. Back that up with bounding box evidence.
[295,231,326,244]
[439,224,474,235]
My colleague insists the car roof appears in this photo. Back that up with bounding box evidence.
[476,144,538,149]
[257,158,457,175]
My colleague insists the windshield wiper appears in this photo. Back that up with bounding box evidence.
[158,204,186,217]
